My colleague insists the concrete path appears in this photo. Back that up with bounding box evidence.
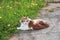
[9,3,60,40]
[45,0,60,3]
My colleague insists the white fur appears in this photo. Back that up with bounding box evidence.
[17,18,32,30]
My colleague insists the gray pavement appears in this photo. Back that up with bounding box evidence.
[18,3,60,40]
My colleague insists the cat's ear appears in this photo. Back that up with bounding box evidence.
[19,17,24,23]
[19,20,21,23]
[25,16,28,18]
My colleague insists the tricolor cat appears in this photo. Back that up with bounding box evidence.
[17,17,49,30]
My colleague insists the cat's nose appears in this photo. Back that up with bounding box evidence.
[24,22,27,24]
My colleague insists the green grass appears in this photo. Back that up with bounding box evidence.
[0,0,47,40]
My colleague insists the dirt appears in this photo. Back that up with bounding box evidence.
[9,3,60,40]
